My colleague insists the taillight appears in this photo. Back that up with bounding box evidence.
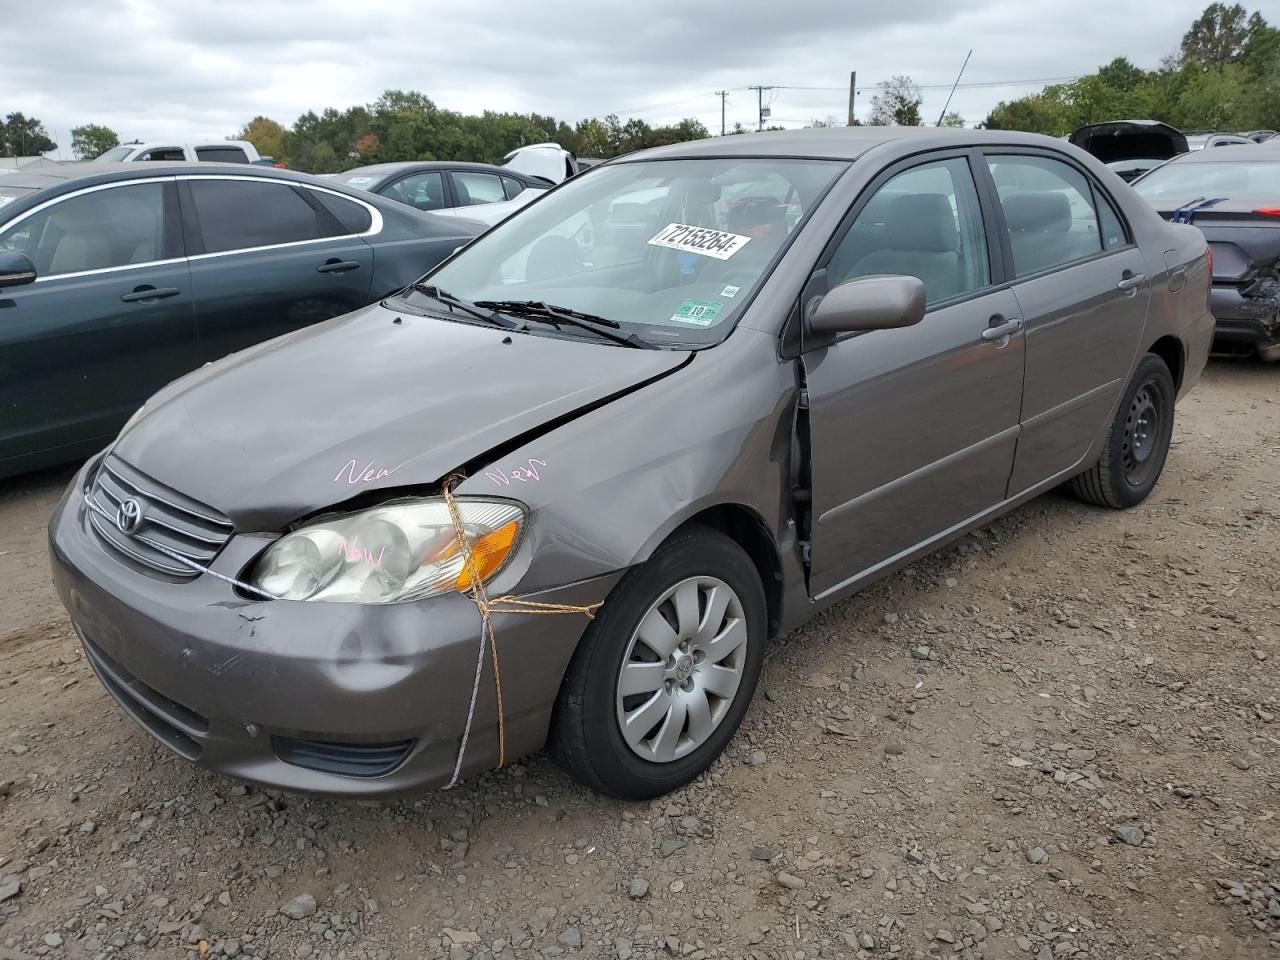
[1255,208,1280,218]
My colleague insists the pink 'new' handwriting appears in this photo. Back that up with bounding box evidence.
[337,536,386,569]
[486,458,547,486]
[334,458,402,485]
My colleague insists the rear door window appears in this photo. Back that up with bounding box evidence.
[452,171,507,206]
[985,155,1106,277]
[187,179,330,253]
[379,172,445,211]
[0,182,168,276]
[139,148,186,161]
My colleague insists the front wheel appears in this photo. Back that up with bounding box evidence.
[1070,352,1176,509]
[549,526,766,799]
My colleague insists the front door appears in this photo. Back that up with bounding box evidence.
[802,154,1026,598]
[0,179,197,469]
[179,177,374,362]
[981,152,1153,494]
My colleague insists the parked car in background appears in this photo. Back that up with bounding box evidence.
[48,128,1212,800]
[328,161,546,227]
[1186,133,1254,151]
[1133,145,1280,360]
[1068,120,1187,182]
[503,142,587,184]
[1240,130,1276,144]
[92,140,265,164]
[0,164,483,478]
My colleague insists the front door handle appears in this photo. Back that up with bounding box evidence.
[317,259,361,274]
[120,286,181,303]
[981,316,1023,342]
[1117,272,1146,291]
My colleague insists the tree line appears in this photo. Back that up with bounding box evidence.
[982,3,1279,133]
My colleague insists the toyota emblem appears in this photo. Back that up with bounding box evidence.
[115,498,144,536]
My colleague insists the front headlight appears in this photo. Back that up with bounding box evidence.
[249,498,525,603]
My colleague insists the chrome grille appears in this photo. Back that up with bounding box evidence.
[86,455,233,579]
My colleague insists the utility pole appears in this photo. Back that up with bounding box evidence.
[748,85,775,132]
[937,50,973,126]
[715,90,729,136]
[847,71,857,126]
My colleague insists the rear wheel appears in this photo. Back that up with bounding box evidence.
[1070,353,1175,509]
[549,526,766,799]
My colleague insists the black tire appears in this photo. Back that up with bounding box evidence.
[1070,353,1176,509]
[549,526,766,799]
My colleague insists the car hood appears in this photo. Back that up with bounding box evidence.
[1069,120,1189,164]
[114,302,690,530]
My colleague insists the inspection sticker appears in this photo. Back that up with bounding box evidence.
[647,222,751,260]
[720,285,740,298]
[670,299,724,327]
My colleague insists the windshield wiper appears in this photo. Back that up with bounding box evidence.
[407,283,519,329]
[473,300,658,349]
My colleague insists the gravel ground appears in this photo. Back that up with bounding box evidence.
[1,360,1277,960]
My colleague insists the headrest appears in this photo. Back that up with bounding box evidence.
[1003,191,1071,234]
[726,200,786,234]
[886,193,957,253]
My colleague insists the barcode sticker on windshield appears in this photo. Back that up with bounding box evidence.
[647,222,751,260]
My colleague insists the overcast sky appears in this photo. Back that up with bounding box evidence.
[6,0,1212,157]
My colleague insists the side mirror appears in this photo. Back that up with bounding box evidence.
[0,250,37,289]
[807,274,926,336]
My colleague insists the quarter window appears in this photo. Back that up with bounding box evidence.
[826,157,989,305]
[380,172,445,212]
[188,180,329,253]
[453,172,507,206]
[0,183,167,276]
[1095,190,1128,251]
[310,190,372,234]
[194,146,250,163]
[986,155,1108,276]
[502,176,527,200]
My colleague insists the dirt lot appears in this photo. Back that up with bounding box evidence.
[1,361,1277,960]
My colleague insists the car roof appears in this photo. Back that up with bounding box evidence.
[1164,144,1279,163]
[620,126,1083,163]
[0,161,364,196]
[336,161,534,179]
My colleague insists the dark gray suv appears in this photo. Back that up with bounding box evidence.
[0,164,483,478]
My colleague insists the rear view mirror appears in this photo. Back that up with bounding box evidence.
[0,250,36,289]
[807,274,926,336]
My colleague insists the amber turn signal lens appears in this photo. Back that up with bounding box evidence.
[454,520,520,591]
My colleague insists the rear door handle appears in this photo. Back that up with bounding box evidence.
[981,317,1023,342]
[317,259,361,274]
[1117,273,1146,291]
[120,286,181,303]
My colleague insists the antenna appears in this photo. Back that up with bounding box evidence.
[937,50,973,126]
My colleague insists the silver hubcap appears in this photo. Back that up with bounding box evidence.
[615,576,748,764]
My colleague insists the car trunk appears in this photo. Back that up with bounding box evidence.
[1069,121,1189,180]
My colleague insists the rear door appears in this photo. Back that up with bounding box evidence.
[981,151,1151,495]
[0,178,197,467]
[802,152,1026,598]
[178,176,376,362]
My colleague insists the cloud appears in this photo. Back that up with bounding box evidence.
[3,0,1212,156]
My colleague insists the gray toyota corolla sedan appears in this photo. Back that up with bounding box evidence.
[49,128,1213,800]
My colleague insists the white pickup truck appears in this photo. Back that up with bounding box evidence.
[91,140,272,164]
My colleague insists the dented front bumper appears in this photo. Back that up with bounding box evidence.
[48,458,620,796]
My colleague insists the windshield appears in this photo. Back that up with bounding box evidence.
[419,157,844,346]
[95,146,133,162]
[1134,160,1280,206]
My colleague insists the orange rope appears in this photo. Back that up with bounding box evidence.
[441,474,601,784]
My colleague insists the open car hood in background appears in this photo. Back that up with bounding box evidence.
[1070,120,1190,164]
